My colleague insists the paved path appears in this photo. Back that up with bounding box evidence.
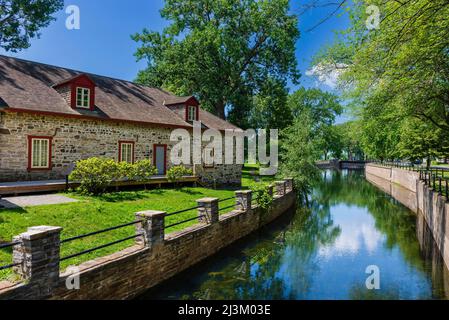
[0,194,78,209]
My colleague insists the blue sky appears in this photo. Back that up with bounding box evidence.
[0,0,349,108]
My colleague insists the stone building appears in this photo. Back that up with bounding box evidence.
[0,55,242,185]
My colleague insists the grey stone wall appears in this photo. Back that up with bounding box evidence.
[366,164,449,272]
[0,186,296,300]
[0,111,241,185]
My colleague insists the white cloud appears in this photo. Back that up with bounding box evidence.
[318,206,385,259]
[305,62,347,89]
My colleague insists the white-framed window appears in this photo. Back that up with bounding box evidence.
[76,87,90,108]
[30,138,51,169]
[119,142,134,163]
[187,105,197,121]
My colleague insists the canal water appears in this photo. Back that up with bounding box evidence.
[140,170,449,300]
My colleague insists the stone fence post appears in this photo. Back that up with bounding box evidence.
[235,190,252,212]
[135,210,166,247]
[12,226,62,298]
[196,198,219,224]
[275,181,286,196]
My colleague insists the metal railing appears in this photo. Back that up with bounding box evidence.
[0,241,21,271]
[218,203,236,212]
[218,196,236,213]
[60,233,144,262]
[419,169,449,199]
[371,160,449,199]
[165,215,205,229]
[2,191,278,271]
[59,219,144,262]
[60,220,144,244]
[166,196,235,228]
[165,203,203,230]
[165,205,201,217]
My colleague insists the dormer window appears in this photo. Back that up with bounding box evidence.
[76,87,91,109]
[187,105,198,121]
[52,74,96,111]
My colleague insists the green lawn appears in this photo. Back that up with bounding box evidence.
[241,163,277,187]
[0,187,235,280]
[0,165,276,281]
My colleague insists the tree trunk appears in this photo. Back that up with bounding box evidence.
[215,100,226,119]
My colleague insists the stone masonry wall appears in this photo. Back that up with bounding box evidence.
[0,111,241,184]
[366,164,449,271]
[55,85,71,106]
[0,186,296,300]
[365,164,419,193]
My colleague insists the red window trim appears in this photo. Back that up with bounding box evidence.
[71,83,95,111]
[27,136,53,171]
[74,87,92,110]
[185,105,199,122]
[118,141,135,163]
[153,144,167,175]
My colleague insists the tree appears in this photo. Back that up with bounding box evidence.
[334,121,364,160]
[398,119,449,169]
[324,124,344,160]
[247,78,293,130]
[0,0,63,52]
[312,0,449,160]
[288,87,342,159]
[279,111,321,203]
[132,0,300,121]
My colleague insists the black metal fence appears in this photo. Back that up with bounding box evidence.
[371,160,449,199]
[218,196,236,213]
[0,196,239,272]
[0,190,280,273]
[59,220,144,262]
[0,241,21,271]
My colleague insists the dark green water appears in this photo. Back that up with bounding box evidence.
[140,170,449,300]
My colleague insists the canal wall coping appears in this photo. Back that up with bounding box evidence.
[366,164,449,271]
[0,179,296,300]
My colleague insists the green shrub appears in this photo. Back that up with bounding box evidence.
[69,158,120,195]
[117,161,135,180]
[132,160,158,188]
[70,158,161,195]
[250,183,273,211]
[167,165,193,187]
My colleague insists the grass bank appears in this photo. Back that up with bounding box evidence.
[0,165,276,281]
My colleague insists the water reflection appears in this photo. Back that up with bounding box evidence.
[139,170,449,300]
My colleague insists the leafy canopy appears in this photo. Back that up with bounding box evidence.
[133,0,300,122]
[288,87,343,160]
[0,0,63,52]
[313,0,449,160]
[279,111,321,201]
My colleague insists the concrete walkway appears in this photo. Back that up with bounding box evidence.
[0,194,78,209]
